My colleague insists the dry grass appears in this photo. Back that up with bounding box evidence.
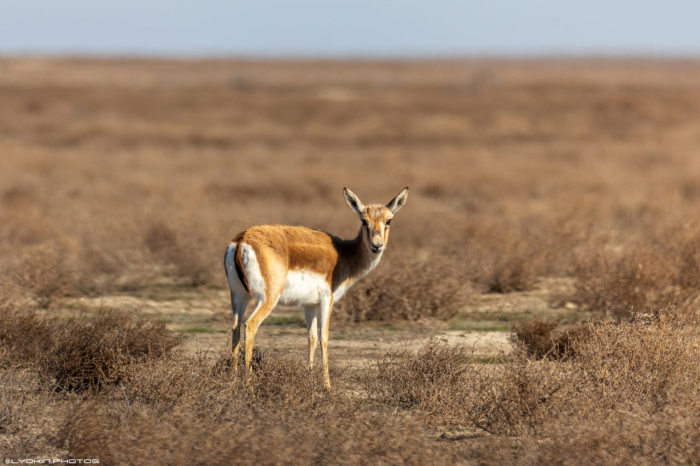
[362,309,700,462]
[3,302,700,463]
[4,57,700,313]
[3,57,700,463]
[0,315,461,464]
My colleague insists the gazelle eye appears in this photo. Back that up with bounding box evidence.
[386,220,392,226]
[362,220,369,227]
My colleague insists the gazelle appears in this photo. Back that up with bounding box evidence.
[223,187,409,389]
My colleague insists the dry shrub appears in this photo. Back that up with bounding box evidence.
[0,305,181,391]
[529,404,700,465]
[481,250,539,294]
[334,256,473,323]
[123,350,330,414]
[55,352,459,465]
[516,309,700,464]
[6,310,700,463]
[60,400,458,466]
[465,353,568,437]
[143,221,178,256]
[365,309,700,448]
[512,318,590,360]
[10,246,76,309]
[362,340,565,436]
[572,242,682,319]
[464,221,549,294]
[676,229,700,289]
[571,309,700,409]
[0,304,54,368]
[122,353,233,412]
[40,310,182,392]
[0,368,73,458]
[362,339,470,410]
[243,350,333,404]
[500,310,700,439]
[142,220,214,286]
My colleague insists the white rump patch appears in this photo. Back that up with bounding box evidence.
[279,270,330,307]
[240,242,266,299]
[224,243,247,296]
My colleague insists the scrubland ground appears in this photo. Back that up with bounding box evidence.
[3,58,700,464]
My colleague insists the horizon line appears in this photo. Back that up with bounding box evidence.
[3,50,700,62]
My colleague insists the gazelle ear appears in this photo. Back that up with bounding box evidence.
[386,187,409,214]
[343,187,365,216]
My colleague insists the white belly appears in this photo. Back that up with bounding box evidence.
[278,270,330,306]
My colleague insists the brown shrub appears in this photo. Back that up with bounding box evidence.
[143,221,178,256]
[362,340,568,436]
[571,308,700,409]
[55,352,459,465]
[464,220,550,294]
[42,310,182,392]
[122,349,331,414]
[0,304,54,369]
[482,309,700,438]
[512,318,590,360]
[362,339,470,409]
[10,246,76,309]
[528,404,700,465]
[0,305,181,391]
[0,368,73,458]
[60,400,459,466]
[572,242,682,319]
[142,220,214,286]
[334,256,473,323]
[510,309,700,464]
[5,309,700,464]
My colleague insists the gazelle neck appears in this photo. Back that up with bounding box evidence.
[332,226,384,300]
[353,224,384,272]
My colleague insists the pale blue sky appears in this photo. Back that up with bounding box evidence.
[1,1,699,57]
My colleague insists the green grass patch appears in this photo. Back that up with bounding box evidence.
[470,356,504,364]
[479,312,533,322]
[136,283,202,302]
[159,313,218,325]
[264,316,306,327]
[184,327,213,333]
[448,321,513,332]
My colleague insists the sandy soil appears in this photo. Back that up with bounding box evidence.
[65,278,579,368]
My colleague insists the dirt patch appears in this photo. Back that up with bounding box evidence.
[62,282,574,368]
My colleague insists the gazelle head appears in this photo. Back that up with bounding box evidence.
[343,187,409,254]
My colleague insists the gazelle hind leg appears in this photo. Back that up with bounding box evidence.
[317,294,334,390]
[244,291,281,373]
[224,243,251,372]
[231,293,250,371]
[303,306,318,370]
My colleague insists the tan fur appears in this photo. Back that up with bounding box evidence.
[231,224,382,293]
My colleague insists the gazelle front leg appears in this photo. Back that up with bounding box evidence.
[303,306,318,370]
[317,294,334,391]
